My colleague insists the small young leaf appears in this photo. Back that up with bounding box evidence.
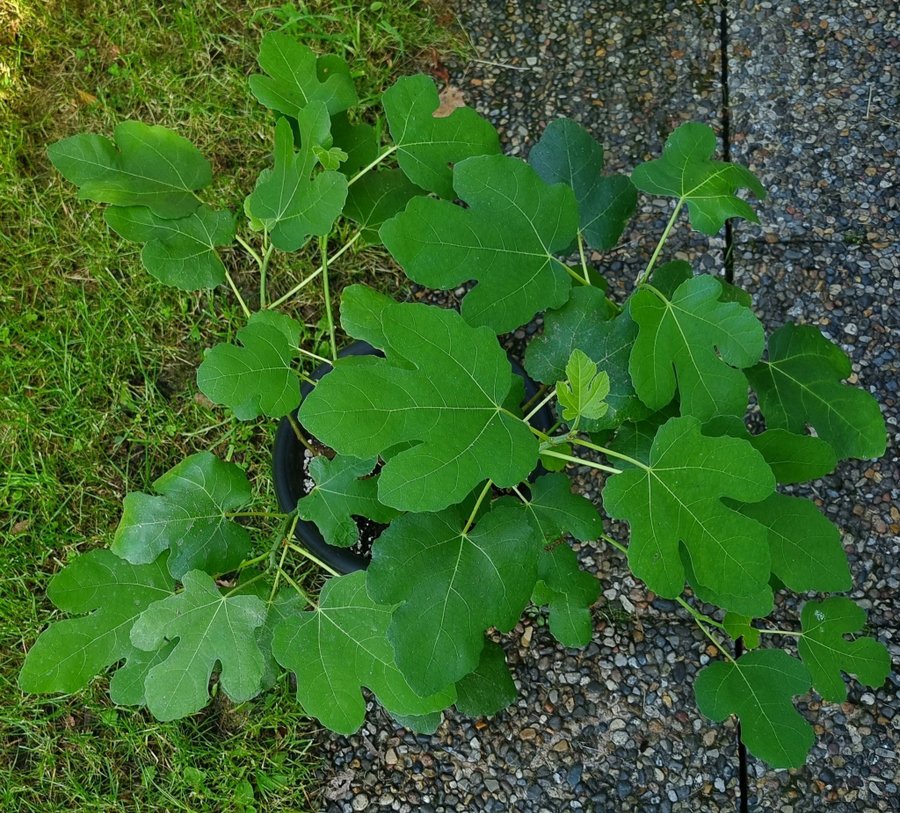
[533,543,600,648]
[735,494,851,593]
[19,550,173,694]
[366,502,543,695]
[455,639,517,717]
[381,74,500,198]
[313,144,348,170]
[521,472,603,544]
[525,287,648,431]
[48,122,211,219]
[603,416,775,601]
[529,117,636,250]
[556,348,610,423]
[249,32,357,117]
[344,169,422,244]
[246,112,348,252]
[197,311,302,421]
[798,598,890,702]
[130,570,267,721]
[695,649,813,768]
[381,154,578,333]
[104,205,235,290]
[330,112,379,176]
[272,571,455,734]
[629,274,765,420]
[112,451,252,578]
[299,286,539,512]
[746,323,887,460]
[296,455,399,547]
[722,613,761,649]
[631,122,766,235]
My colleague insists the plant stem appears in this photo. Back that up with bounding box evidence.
[267,233,361,310]
[259,242,274,308]
[462,479,493,535]
[577,232,591,285]
[298,347,333,366]
[225,571,268,597]
[675,596,727,631]
[568,435,646,470]
[320,237,338,361]
[235,234,263,268]
[224,270,251,319]
[539,449,622,475]
[636,198,684,287]
[227,511,289,519]
[511,484,530,505]
[287,413,318,455]
[237,551,271,570]
[553,257,590,287]
[523,389,557,422]
[286,541,341,577]
[520,384,548,415]
[268,538,291,602]
[278,568,317,608]
[759,628,802,637]
[600,532,628,555]
[347,144,398,186]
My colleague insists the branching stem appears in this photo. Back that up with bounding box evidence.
[235,234,263,268]
[287,413,318,455]
[267,233,361,310]
[287,541,341,577]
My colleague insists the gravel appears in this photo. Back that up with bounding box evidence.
[315,1,898,810]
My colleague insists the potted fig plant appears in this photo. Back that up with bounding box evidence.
[20,30,890,773]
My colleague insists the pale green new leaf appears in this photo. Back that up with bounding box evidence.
[629,274,765,420]
[736,493,851,593]
[249,32,357,117]
[746,323,887,460]
[245,112,348,252]
[631,122,766,235]
[702,415,837,485]
[381,74,500,198]
[525,287,648,431]
[366,503,543,695]
[299,286,539,512]
[112,452,252,578]
[197,311,302,421]
[798,598,890,702]
[556,348,610,423]
[48,122,211,219]
[272,571,455,734]
[529,117,636,249]
[455,639,517,717]
[343,168,422,244]
[296,455,400,548]
[104,205,234,290]
[532,543,599,647]
[603,416,775,602]
[130,570,267,721]
[695,649,813,768]
[19,550,173,695]
[380,154,578,333]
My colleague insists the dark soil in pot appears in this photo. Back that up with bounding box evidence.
[272,340,554,575]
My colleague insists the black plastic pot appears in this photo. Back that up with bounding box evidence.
[272,340,554,575]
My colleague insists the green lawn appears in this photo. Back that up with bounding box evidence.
[0,2,459,809]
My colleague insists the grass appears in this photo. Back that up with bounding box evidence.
[0,1,461,809]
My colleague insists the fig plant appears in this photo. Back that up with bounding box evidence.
[21,31,890,770]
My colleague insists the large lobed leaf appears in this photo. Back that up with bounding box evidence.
[381,154,578,334]
[299,285,539,512]
[130,571,267,721]
[695,649,813,768]
[629,274,765,420]
[48,122,211,219]
[381,74,500,198]
[366,502,543,695]
[197,311,303,421]
[604,416,775,605]
[631,122,765,235]
[104,205,234,290]
[529,117,636,250]
[249,32,357,118]
[746,323,886,460]
[273,571,455,734]
[245,110,348,252]
[19,550,173,695]
[112,452,252,578]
